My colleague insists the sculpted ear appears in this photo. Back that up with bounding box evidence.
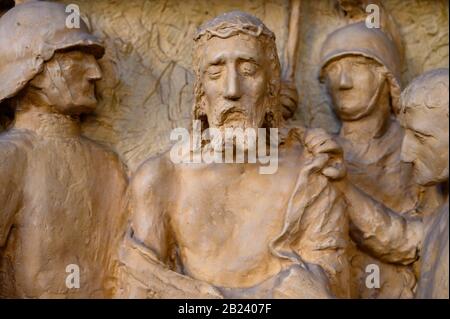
[28,58,72,108]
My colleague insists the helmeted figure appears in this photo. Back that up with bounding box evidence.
[319,21,443,298]
[334,68,449,299]
[0,1,127,298]
[319,21,412,212]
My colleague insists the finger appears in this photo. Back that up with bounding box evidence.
[305,136,329,155]
[306,135,328,149]
[322,166,344,179]
[305,132,342,154]
[304,128,328,146]
[301,153,329,175]
[311,139,342,155]
[322,155,346,179]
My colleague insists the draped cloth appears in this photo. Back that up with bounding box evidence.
[416,199,449,299]
[117,129,349,298]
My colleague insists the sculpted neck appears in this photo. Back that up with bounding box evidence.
[339,92,391,143]
[13,104,81,138]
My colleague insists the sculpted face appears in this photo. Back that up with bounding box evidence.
[200,35,269,132]
[31,50,102,115]
[401,105,449,186]
[324,55,385,121]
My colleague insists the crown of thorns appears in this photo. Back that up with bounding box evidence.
[194,11,275,41]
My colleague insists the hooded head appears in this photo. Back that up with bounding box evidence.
[319,22,402,119]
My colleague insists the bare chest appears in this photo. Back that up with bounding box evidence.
[169,158,300,271]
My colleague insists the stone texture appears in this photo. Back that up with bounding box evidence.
[293,0,449,133]
[46,0,448,172]
[58,0,289,172]
[1,0,445,172]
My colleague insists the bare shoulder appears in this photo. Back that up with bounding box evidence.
[128,152,175,243]
[131,151,175,197]
[0,129,33,171]
[80,136,128,172]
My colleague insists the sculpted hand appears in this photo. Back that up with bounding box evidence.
[303,128,346,180]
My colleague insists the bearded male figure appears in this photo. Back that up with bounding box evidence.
[118,11,351,299]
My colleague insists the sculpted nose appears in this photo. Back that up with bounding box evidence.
[224,66,241,100]
[338,66,353,90]
[87,60,102,81]
[400,135,414,163]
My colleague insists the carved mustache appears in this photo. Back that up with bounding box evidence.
[216,106,248,126]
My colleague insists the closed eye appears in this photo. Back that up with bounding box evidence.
[326,63,339,74]
[206,65,223,79]
[238,61,258,76]
[413,132,429,142]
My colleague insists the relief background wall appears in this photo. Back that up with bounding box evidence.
[9,0,448,173]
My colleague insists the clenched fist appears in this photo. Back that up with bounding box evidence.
[302,128,346,180]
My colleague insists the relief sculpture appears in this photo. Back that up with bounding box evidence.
[0,1,127,298]
[0,0,447,300]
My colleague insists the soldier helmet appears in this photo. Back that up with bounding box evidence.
[0,1,105,103]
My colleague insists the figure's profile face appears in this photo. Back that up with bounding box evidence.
[199,35,269,131]
[324,55,385,121]
[34,50,102,115]
[400,106,449,186]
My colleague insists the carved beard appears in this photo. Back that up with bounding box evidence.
[201,95,272,153]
